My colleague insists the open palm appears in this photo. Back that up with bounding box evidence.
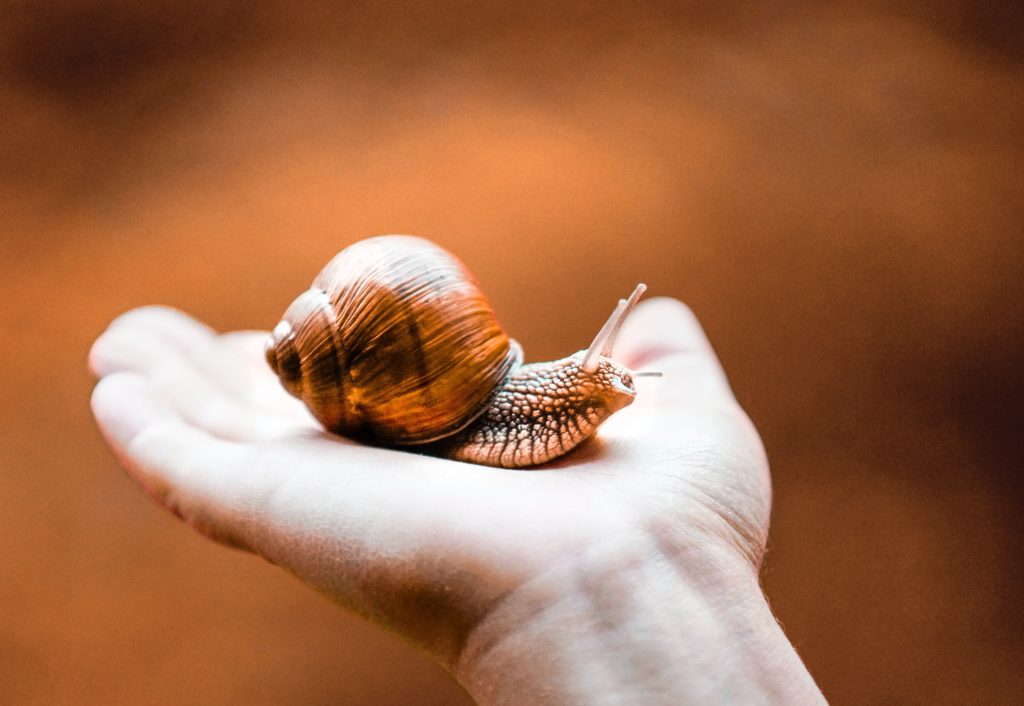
[89,298,771,677]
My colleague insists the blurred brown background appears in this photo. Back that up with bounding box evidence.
[2,1,1022,704]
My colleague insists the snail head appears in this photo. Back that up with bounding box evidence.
[565,283,659,416]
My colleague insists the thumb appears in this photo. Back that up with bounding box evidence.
[614,297,736,408]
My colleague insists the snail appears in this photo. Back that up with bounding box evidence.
[264,235,654,468]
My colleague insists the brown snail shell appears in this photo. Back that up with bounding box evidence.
[264,236,520,445]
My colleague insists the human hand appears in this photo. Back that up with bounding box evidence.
[89,298,823,705]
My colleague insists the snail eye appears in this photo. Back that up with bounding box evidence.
[608,372,635,396]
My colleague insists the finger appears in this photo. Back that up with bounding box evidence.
[107,306,215,354]
[614,297,735,406]
[93,369,450,563]
[201,332,310,416]
[192,332,270,400]
[150,357,315,442]
[91,372,251,547]
[217,330,271,363]
[89,306,214,377]
[181,331,317,432]
[100,316,291,414]
[89,327,176,377]
[92,370,451,541]
[93,309,315,440]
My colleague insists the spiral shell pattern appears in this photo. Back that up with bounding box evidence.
[265,236,520,445]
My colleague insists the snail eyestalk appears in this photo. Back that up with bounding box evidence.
[581,283,647,373]
[601,283,646,357]
[633,371,663,378]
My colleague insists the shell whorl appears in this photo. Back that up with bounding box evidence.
[265,236,520,445]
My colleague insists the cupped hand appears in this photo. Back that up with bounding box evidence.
[89,298,771,673]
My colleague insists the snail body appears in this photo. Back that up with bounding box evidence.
[265,235,646,468]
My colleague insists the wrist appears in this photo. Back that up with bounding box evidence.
[455,527,823,706]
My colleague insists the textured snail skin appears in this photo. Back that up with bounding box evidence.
[435,354,636,468]
[266,235,639,468]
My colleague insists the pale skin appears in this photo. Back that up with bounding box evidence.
[89,297,826,705]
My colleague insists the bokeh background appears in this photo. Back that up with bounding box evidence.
[2,1,1022,703]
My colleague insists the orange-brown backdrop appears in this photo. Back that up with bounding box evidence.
[2,2,1022,704]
